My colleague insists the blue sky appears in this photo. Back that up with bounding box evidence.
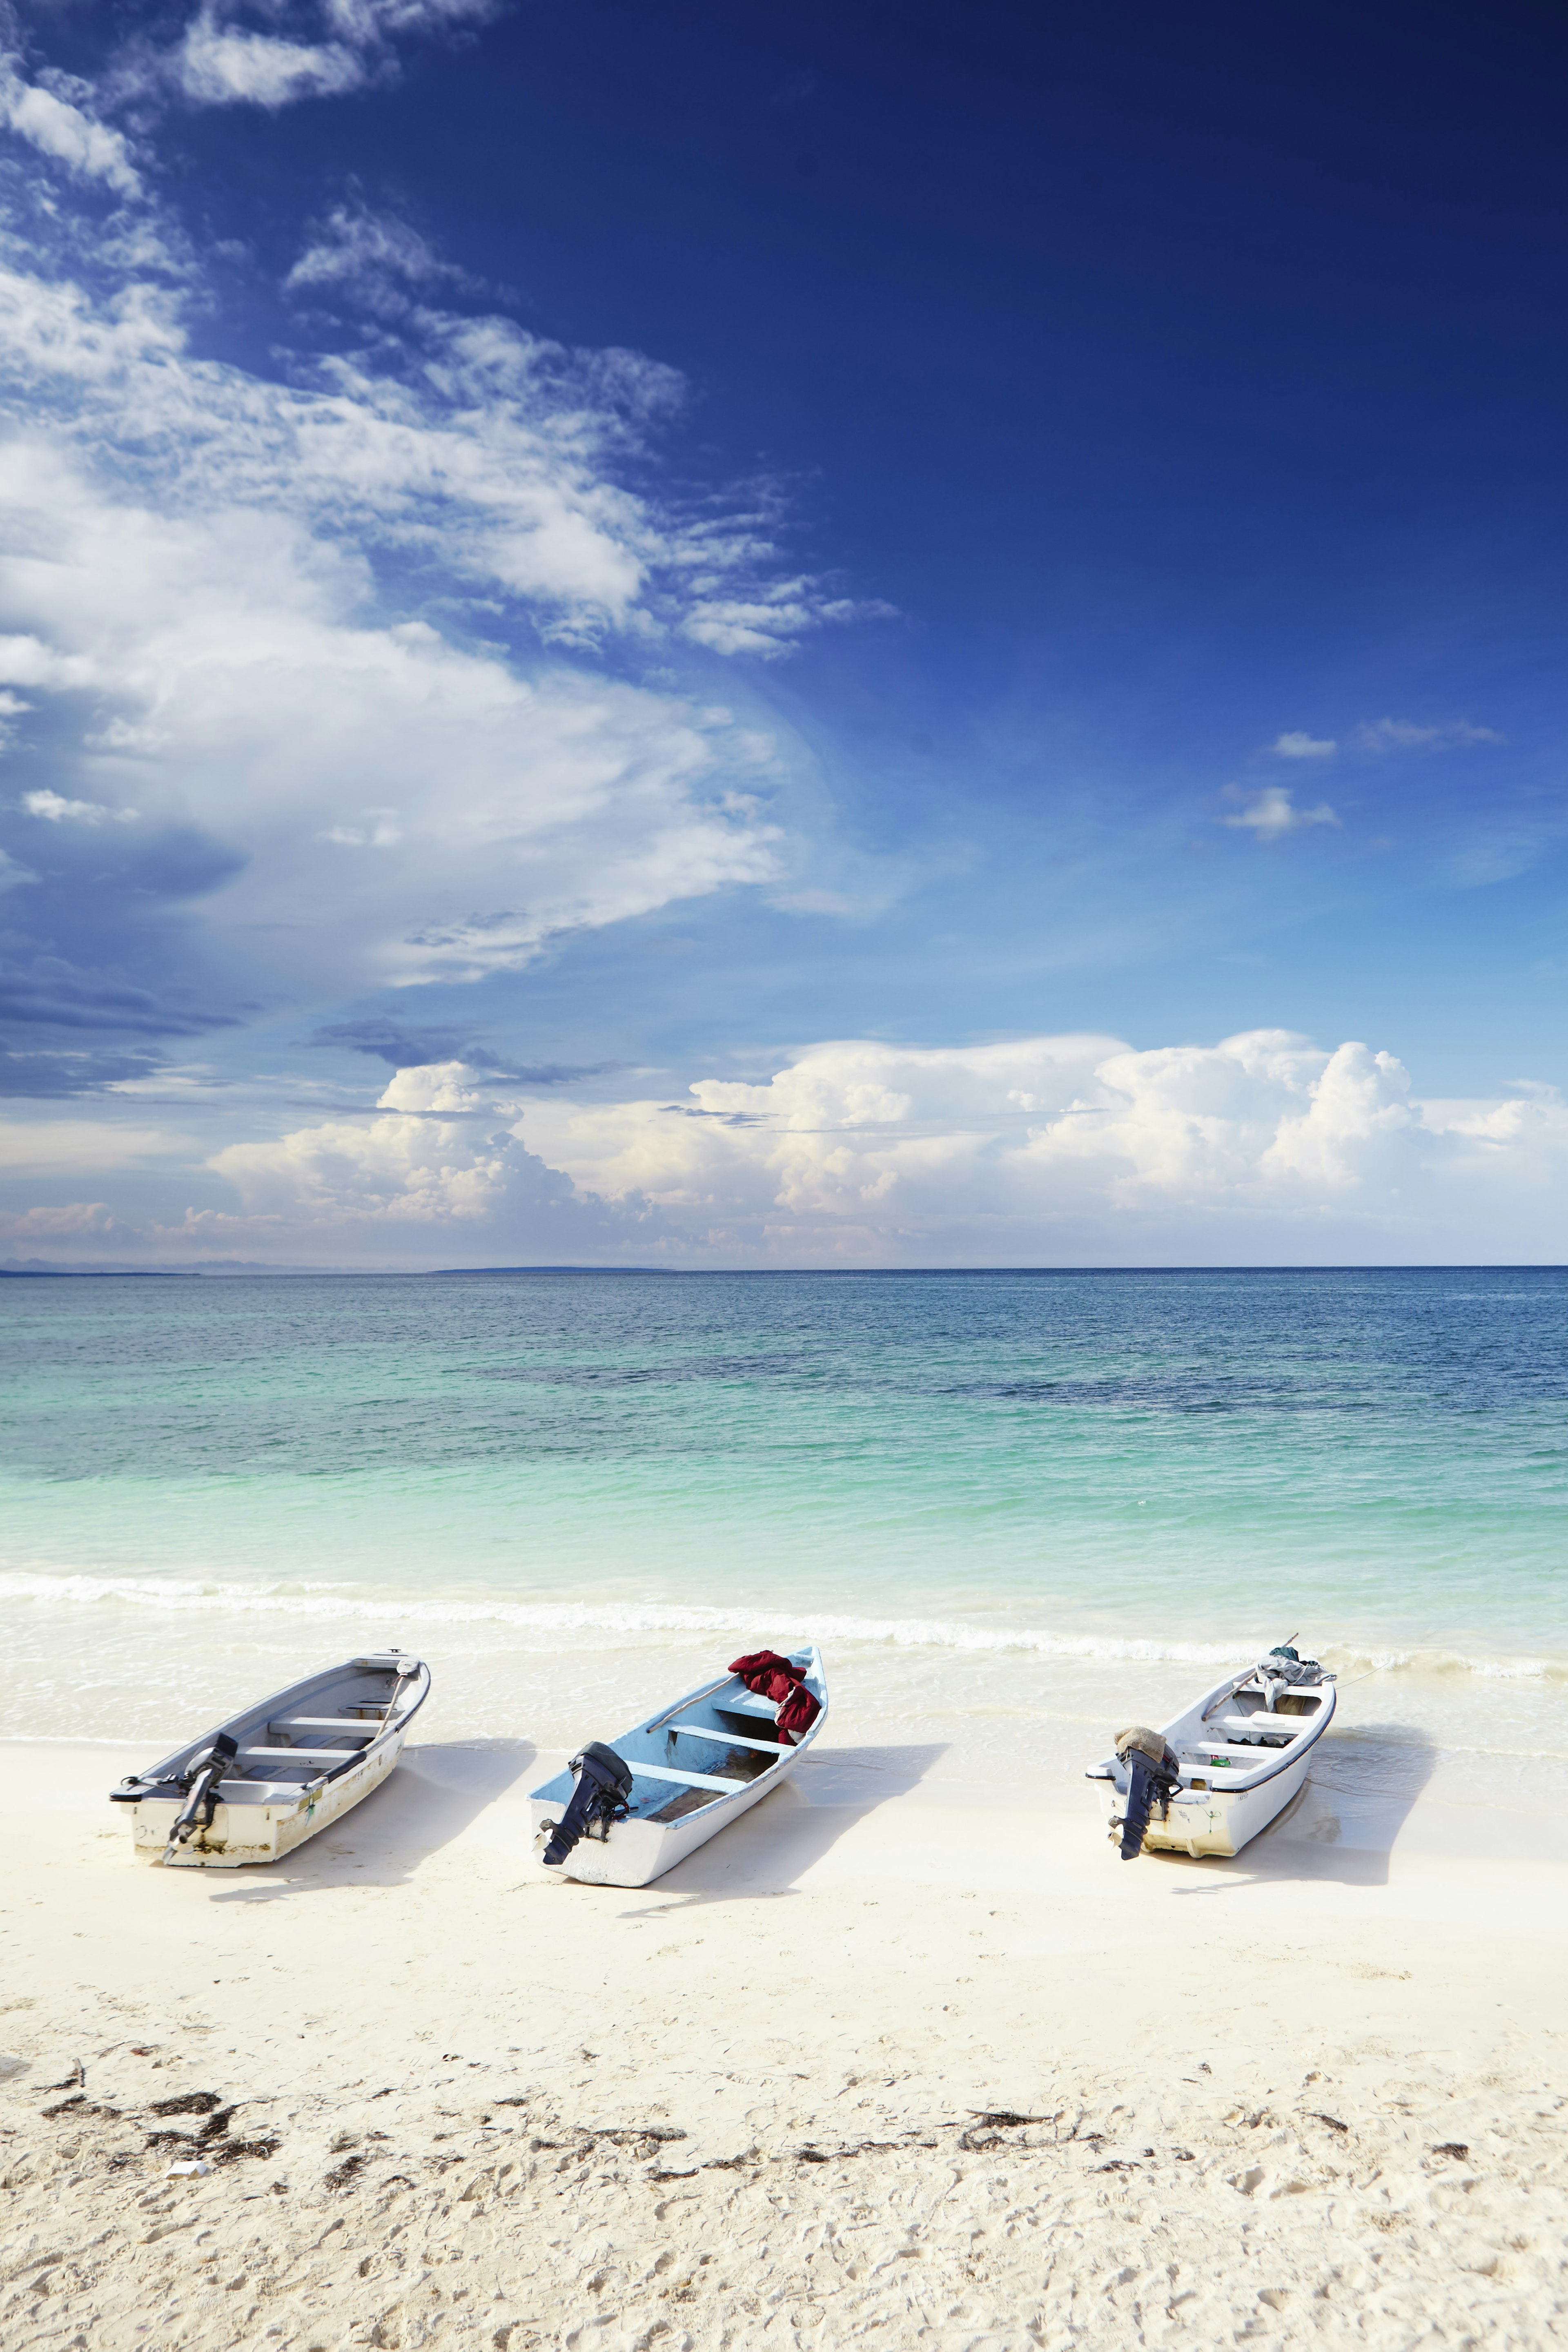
[1,1,1566,1266]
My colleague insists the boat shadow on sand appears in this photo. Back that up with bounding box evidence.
[1152,1721,1440,1893]
[201,1739,539,1902]
[615,1741,952,1913]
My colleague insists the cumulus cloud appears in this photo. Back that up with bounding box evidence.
[0,1199,129,1242]
[8,1030,1568,1264]
[1354,718,1504,752]
[514,1030,1568,1264]
[180,1058,664,1258]
[1220,785,1340,841]
[1270,730,1336,759]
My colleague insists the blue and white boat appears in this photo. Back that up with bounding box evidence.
[529,1645,827,1887]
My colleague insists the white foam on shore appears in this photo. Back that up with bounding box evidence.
[0,1566,1562,1687]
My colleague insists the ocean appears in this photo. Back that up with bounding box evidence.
[2,1266,1564,1819]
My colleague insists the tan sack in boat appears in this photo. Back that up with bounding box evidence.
[1116,1724,1179,1773]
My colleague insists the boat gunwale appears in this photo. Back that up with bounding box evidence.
[111,1655,430,1804]
[1085,1667,1337,1800]
[528,1646,826,1828]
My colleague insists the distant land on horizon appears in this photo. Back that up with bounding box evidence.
[6,1261,1566,1282]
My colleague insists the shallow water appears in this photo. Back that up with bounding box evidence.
[2,1267,1564,1808]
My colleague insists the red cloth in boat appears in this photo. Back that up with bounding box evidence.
[728,1651,821,1746]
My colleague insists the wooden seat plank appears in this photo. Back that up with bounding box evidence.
[668,1722,781,1755]
[630,1760,746,1794]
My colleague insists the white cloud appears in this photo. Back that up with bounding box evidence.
[183,1059,662,1258]
[684,584,896,661]
[1220,785,1340,841]
[0,198,893,989]
[285,199,478,315]
[0,1120,187,1173]
[0,448,784,983]
[1354,718,1504,752]
[176,16,365,107]
[513,1030,1568,1264]
[0,845,38,892]
[1270,730,1336,759]
[208,1078,515,1224]
[0,58,142,197]
[0,1199,126,1243]
[22,789,139,826]
[169,1,496,111]
[11,1032,1568,1265]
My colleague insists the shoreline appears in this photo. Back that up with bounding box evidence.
[4,1739,1568,2346]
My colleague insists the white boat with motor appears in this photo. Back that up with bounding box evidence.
[529,1645,826,1888]
[1086,1645,1336,1860]
[109,1652,430,1867]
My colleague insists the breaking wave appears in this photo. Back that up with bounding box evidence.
[1,1569,1564,1683]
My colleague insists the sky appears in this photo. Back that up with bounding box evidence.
[1,0,1567,1267]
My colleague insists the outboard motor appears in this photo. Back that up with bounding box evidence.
[1112,1725,1182,1861]
[540,1742,634,1868]
[164,1732,238,1861]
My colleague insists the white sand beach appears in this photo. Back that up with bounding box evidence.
[3,1734,1567,2350]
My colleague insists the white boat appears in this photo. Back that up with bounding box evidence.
[1086,1647,1337,1859]
[109,1652,430,1867]
[528,1646,827,1888]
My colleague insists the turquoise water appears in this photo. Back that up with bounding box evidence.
[3,1268,1566,1793]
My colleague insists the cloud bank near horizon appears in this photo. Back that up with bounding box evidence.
[4,1028,1564,1269]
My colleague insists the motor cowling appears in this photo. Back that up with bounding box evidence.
[1112,1724,1182,1862]
[166,1732,239,1854]
[541,1742,635,1868]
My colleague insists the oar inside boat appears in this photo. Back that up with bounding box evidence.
[163,1732,239,1863]
[540,1742,635,1867]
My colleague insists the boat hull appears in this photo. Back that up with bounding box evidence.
[128,1726,409,1867]
[1087,1657,1336,1860]
[1093,1749,1310,1859]
[113,1652,429,1868]
[529,1647,826,1888]
[527,1759,793,1888]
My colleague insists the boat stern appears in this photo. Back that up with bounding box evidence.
[127,1792,292,1867]
[1089,1769,1239,1860]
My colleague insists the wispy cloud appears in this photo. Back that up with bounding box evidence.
[0,57,142,196]
[284,196,481,316]
[684,583,896,661]
[308,1018,621,1083]
[22,789,140,827]
[1269,730,1336,759]
[1354,717,1504,752]
[1220,785,1341,842]
[0,134,884,1046]
[164,1,499,113]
